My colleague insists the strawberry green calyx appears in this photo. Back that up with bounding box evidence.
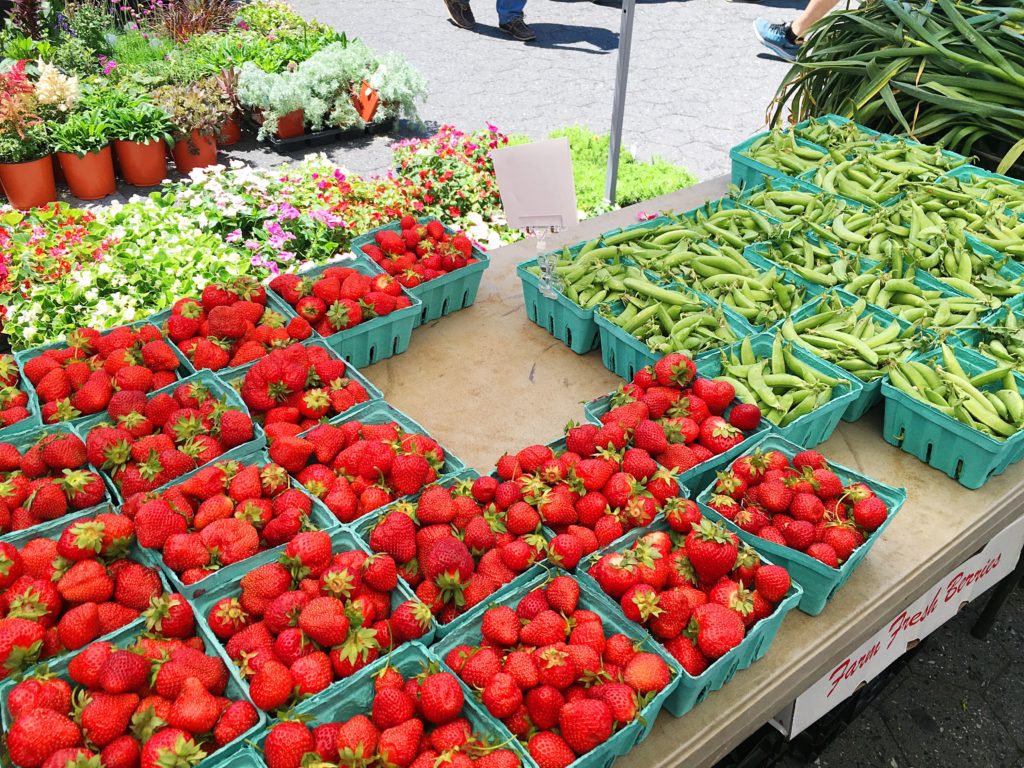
[608,385,639,407]
[54,399,82,422]
[334,627,380,667]
[2,637,42,672]
[169,414,206,443]
[321,569,358,601]
[629,589,664,622]
[66,520,106,555]
[260,463,289,490]
[6,588,49,621]
[692,518,734,543]
[155,734,207,768]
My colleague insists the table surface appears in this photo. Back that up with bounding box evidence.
[362,177,1024,768]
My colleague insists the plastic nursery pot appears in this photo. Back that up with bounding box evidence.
[275,109,305,140]
[171,130,218,174]
[352,80,379,122]
[113,138,168,187]
[0,155,58,210]
[218,115,242,146]
[57,145,117,201]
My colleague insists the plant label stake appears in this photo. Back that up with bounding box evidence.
[491,138,578,298]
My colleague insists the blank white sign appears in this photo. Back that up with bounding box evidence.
[491,138,579,230]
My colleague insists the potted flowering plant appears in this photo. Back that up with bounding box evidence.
[152,77,232,174]
[50,108,117,200]
[215,67,244,145]
[109,101,175,187]
[0,61,56,210]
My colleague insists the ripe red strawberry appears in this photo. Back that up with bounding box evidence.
[377,719,423,768]
[214,700,259,747]
[754,565,790,603]
[250,659,295,712]
[419,671,464,725]
[690,602,745,659]
[528,732,576,768]
[792,450,827,470]
[653,354,696,388]
[684,519,738,583]
[852,496,887,531]
[481,672,522,718]
[728,403,762,431]
[7,709,83,768]
[693,378,735,415]
[481,605,520,647]
[264,721,313,768]
[98,649,151,694]
[559,698,613,754]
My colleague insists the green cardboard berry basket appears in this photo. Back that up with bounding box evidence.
[696,332,863,449]
[581,391,771,496]
[0,357,41,441]
[576,520,803,718]
[728,130,829,188]
[253,642,526,767]
[213,337,384,422]
[350,217,491,327]
[191,527,436,701]
[952,304,1024,370]
[695,434,907,615]
[517,256,601,354]
[13,316,193,427]
[774,289,922,423]
[0,607,267,764]
[272,256,422,368]
[434,569,683,763]
[880,344,1024,489]
[73,370,267,507]
[941,164,1024,220]
[136,447,342,600]
[216,747,267,768]
[0,423,115,543]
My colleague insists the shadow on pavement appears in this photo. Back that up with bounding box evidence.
[460,21,618,52]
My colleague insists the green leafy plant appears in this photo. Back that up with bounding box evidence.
[0,124,48,164]
[2,33,53,61]
[49,108,112,156]
[62,0,116,54]
[108,101,175,143]
[151,75,231,138]
[237,61,304,138]
[48,34,102,76]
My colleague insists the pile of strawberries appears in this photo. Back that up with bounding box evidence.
[0,354,34,429]
[365,476,547,625]
[587,519,791,676]
[269,264,414,339]
[22,325,185,424]
[83,378,256,498]
[0,511,165,677]
[238,344,373,429]
[359,216,479,289]
[266,417,449,524]
[0,430,108,533]
[205,530,432,712]
[3,608,261,768]
[444,575,674,768]
[121,458,321,585]
[164,276,313,372]
[594,353,762,475]
[705,447,889,568]
[263,662,520,768]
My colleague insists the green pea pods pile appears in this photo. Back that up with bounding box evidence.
[600,279,742,357]
[967,309,1024,375]
[690,205,778,249]
[741,130,829,177]
[755,234,868,288]
[737,184,851,227]
[888,344,1024,441]
[714,334,852,427]
[792,119,883,155]
[779,293,922,382]
[965,207,1024,260]
[527,243,646,309]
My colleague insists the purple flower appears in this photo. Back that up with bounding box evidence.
[277,251,296,262]
[244,239,260,250]
[278,204,300,221]
[225,229,243,243]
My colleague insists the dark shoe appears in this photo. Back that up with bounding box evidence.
[499,16,536,41]
[443,0,475,29]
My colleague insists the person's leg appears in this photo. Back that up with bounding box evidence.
[791,0,838,37]
[497,0,535,41]
[754,0,837,61]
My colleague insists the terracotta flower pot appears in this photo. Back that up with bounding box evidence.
[0,155,58,210]
[114,138,168,187]
[219,115,242,146]
[171,130,218,174]
[275,109,305,140]
[57,145,117,201]
[353,81,379,123]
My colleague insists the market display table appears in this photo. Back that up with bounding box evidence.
[365,177,1024,768]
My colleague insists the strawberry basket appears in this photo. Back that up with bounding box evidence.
[0,355,41,441]
[576,520,803,718]
[695,434,907,615]
[351,217,491,327]
[0,423,114,541]
[0,608,266,764]
[73,370,268,506]
[190,527,436,710]
[880,344,1024,489]
[351,469,547,639]
[278,256,422,368]
[434,569,682,765]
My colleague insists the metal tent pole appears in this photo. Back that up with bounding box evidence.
[604,0,637,206]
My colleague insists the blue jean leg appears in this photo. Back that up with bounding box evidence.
[496,0,526,24]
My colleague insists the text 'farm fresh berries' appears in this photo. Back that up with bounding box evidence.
[82,377,256,498]
[364,476,547,625]
[0,354,34,430]
[587,521,792,676]
[594,353,762,477]
[360,217,479,289]
[120,458,321,585]
[0,429,108,534]
[267,416,449,524]
[270,263,413,340]
[162,275,311,371]
[237,344,372,432]
[23,323,184,425]
[263,659,519,768]
[0,510,164,677]
[2,621,260,768]
[444,574,673,766]
[207,530,432,710]
[709,447,890,568]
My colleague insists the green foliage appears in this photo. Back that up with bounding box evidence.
[236,62,304,138]
[2,32,53,60]
[48,108,111,155]
[238,0,340,40]
[111,30,176,69]
[0,124,48,163]
[62,0,116,54]
[107,101,175,143]
[550,125,697,210]
[48,34,102,76]
[151,76,231,137]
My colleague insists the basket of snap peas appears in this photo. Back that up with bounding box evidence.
[791,114,884,155]
[776,290,924,422]
[698,332,863,448]
[747,233,873,290]
[733,176,851,228]
[955,305,1024,374]
[880,343,1024,489]
[594,276,754,381]
[729,128,829,187]
[942,165,1024,218]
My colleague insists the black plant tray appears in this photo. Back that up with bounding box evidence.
[242,115,397,149]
